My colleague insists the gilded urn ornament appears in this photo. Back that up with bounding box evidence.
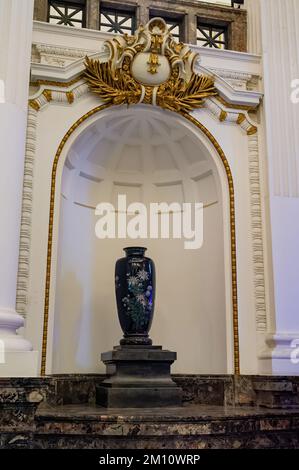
[84,17,217,113]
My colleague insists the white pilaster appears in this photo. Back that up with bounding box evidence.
[244,0,262,54]
[257,0,299,374]
[0,0,38,376]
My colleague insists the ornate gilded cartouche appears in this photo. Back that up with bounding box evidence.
[84,17,217,113]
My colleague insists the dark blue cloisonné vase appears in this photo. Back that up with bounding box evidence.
[115,247,156,345]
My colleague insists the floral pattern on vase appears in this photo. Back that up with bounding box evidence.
[115,247,155,345]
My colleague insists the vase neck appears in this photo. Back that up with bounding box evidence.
[124,247,147,257]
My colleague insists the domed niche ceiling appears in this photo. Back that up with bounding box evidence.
[53,106,227,374]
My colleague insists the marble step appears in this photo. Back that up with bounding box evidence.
[28,404,299,449]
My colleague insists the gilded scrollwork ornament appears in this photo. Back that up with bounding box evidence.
[84,17,217,113]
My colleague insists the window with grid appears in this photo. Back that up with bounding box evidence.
[48,0,86,28]
[197,22,228,49]
[149,14,183,41]
[99,6,136,35]
[196,0,243,6]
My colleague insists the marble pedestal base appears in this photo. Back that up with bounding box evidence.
[96,345,182,408]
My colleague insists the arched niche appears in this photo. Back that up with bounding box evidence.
[49,105,233,374]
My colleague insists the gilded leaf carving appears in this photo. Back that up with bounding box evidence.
[84,18,217,113]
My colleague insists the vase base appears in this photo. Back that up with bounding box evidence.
[120,335,152,346]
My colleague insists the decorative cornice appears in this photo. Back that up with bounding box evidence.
[29,82,88,111]
[28,77,258,136]
[35,43,96,59]
[33,43,102,69]
[29,78,260,115]
[205,97,258,135]
[30,59,262,113]
[216,95,258,112]
[195,45,262,65]
[210,68,254,82]
[208,67,260,93]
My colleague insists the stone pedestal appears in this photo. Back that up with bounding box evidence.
[96,345,182,408]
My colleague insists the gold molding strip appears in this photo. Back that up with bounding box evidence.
[29,99,40,111]
[40,105,240,377]
[43,89,52,102]
[219,110,228,122]
[247,125,258,135]
[215,95,259,112]
[30,74,84,89]
[237,113,246,125]
[66,91,74,104]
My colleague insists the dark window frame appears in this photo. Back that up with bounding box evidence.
[99,4,137,35]
[231,0,244,8]
[197,19,229,49]
[48,0,86,28]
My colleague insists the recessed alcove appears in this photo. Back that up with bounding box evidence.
[53,106,228,374]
